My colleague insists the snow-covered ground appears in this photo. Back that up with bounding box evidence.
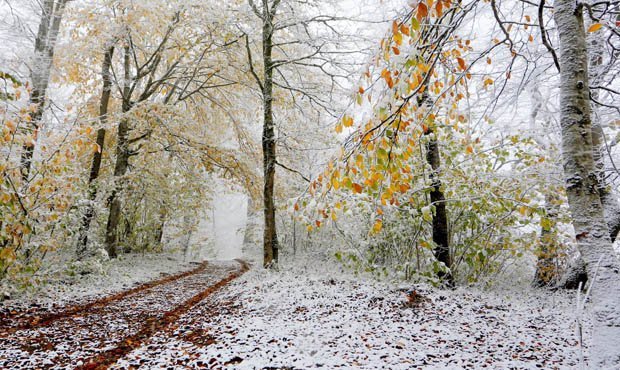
[111,256,588,369]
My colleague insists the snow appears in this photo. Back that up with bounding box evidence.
[111,256,587,369]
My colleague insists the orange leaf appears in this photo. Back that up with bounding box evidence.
[352,183,363,194]
[417,2,428,20]
[456,57,466,71]
[588,23,603,32]
[399,24,410,36]
[435,0,443,16]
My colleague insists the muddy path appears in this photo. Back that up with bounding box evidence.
[0,260,249,369]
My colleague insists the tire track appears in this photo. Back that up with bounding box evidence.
[79,259,249,370]
[0,260,248,369]
[0,261,210,331]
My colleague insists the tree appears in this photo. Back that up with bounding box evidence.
[248,0,281,267]
[20,0,69,181]
[554,0,620,366]
[244,0,360,267]
[76,43,115,257]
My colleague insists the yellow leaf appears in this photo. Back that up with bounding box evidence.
[393,32,403,46]
[466,145,473,154]
[588,23,603,33]
[332,176,340,190]
[342,115,354,128]
[335,123,343,134]
[372,219,383,234]
[411,17,420,31]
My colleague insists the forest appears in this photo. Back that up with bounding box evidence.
[0,0,619,368]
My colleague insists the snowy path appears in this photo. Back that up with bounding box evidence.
[0,260,248,369]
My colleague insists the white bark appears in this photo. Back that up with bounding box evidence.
[587,20,620,243]
[555,1,620,366]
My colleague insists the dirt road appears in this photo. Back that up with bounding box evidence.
[0,260,248,369]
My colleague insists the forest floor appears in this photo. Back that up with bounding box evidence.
[0,257,587,369]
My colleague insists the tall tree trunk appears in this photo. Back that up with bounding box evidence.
[261,0,280,268]
[20,0,67,181]
[555,1,620,366]
[76,45,115,257]
[104,45,132,259]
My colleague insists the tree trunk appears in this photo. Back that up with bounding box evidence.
[20,0,67,181]
[104,45,132,259]
[425,133,453,286]
[261,0,280,268]
[588,24,620,243]
[417,86,452,285]
[534,193,560,286]
[526,81,561,286]
[554,1,620,366]
[76,45,115,257]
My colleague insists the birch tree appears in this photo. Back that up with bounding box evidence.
[20,0,69,181]
[554,0,620,366]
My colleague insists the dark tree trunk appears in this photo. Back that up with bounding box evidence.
[418,88,452,286]
[261,0,280,268]
[104,45,132,259]
[425,133,453,286]
[76,45,115,257]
